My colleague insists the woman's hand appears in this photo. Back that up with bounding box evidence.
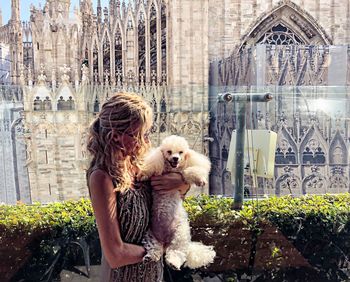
[151,172,190,198]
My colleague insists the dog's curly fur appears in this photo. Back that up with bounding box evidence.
[139,135,216,269]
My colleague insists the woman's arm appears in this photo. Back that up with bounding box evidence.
[150,172,191,199]
[89,169,146,269]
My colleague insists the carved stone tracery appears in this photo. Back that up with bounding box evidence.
[240,1,332,49]
[209,0,349,196]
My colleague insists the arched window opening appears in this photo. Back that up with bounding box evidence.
[33,96,43,111]
[83,45,89,67]
[114,26,123,77]
[161,2,167,77]
[93,98,100,113]
[103,34,111,78]
[149,4,157,75]
[126,18,135,64]
[257,23,304,45]
[23,42,33,69]
[238,3,332,50]
[57,96,75,111]
[92,43,99,83]
[138,13,146,83]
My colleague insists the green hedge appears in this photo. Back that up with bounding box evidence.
[0,198,95,235]
[2,194,350,281]
[2,194,350,235]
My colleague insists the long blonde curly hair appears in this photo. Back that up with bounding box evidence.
[86,92,153,192]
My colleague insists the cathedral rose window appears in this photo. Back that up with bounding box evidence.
[258,23,304,45]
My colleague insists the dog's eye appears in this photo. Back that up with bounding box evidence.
[167,150,172,155]
[179,151,183,154]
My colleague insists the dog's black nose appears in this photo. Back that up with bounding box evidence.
[172,157,179,162]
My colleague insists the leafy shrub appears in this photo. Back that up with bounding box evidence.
[0,198,95,236]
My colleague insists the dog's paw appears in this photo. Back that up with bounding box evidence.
[136,172,150,182]
[143,247,163,262]
[185,242,216,269]
[194,178,207,187]
[142,231,164,262]
[165,249,187,270]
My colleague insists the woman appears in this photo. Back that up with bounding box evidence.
[86,92,190,282]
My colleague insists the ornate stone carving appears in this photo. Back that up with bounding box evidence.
[290,14,315,39]
[51,68,57,88]
[19,65,25,86]
[80,132,87,159]
[81,64,89,84]
[258,23,304,45]
[60,64,71,84]
[252,15,276,38]
[37,64,47,85]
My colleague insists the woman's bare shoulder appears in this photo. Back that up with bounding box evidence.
[90,169,110,180]
[89,169,114,194]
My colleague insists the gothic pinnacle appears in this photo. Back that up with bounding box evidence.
[11,0,20,23]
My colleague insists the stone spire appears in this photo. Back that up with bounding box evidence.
[46,0,71,17]
[109,0,115,19]
[97,0,102,23]
[11,0,20,23]
[9,0,23,84]
[121,0,126,19]
[116,0,120,17]
[80,0,93,14]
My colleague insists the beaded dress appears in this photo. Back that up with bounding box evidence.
[100,181,163,282]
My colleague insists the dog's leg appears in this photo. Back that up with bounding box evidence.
[182,167,209,187]
[182,149,211,186]
[164,198,216,269]
[185,241,216,269]
[143,191,179,262]
[151,191,179,245]
[164,199,191,270]
[142,230,164,262]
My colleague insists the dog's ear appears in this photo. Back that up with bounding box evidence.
[184,151,190,161]
[145,148,165,175]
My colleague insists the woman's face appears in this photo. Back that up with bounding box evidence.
[116,122,152,155]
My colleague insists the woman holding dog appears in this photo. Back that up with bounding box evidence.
[86,92,190,282]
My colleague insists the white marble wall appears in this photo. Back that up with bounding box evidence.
[0,99,30,204]
[0,43,11,84]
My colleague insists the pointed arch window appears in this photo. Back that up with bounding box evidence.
[257,23,304,45]
[239,3,332,50]
[138,12,146,83]
[149,3,157,75]
[114,26,123,75]
[92,43,99,83]
[126,19,135,61]
[161,2,167,76]
[84,45,89,66]
[103,34,111,81]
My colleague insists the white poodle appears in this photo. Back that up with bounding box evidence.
[139,135,216,270]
